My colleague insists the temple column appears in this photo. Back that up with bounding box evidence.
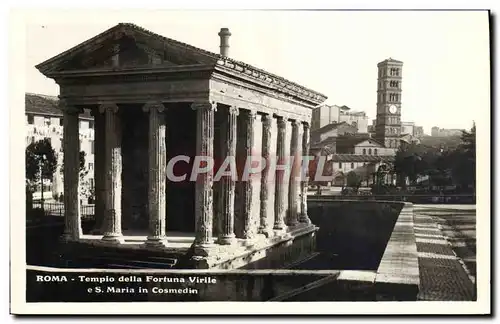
[143,102,168,247]
[91,108,106,234]
[100,103,124,243]
[61,104,83,241]
[191,101,216,254]
[287,120,300,227]
[258,113,273,237]
[299,122,312,224]
[273,116,288,235]
[217,106,238,245]
[241,109,259,245]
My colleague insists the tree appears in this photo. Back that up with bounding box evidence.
[346,171,361,190]
[451,123,476,191]
[25,138,58,192]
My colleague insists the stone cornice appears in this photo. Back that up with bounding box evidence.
[214,61,326,106]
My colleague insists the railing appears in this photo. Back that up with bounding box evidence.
[308,194,476,204]
[31,201,95,219]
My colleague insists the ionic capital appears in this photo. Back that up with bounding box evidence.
[228,106,239,116]
[277,116,288,128]
[98,103,119,114]
[291,119,301,128]
[142,102,166,113]
[191,101,217,112]
[302,121,310,130]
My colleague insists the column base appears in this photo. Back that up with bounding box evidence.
[299,213,312,224]
[101,233,125,244]
[241,237,257,247]
[145,237,168,248]
[193,242,215,257]
[258,226,273,238]
[217,234,237,245]
[273,222,288,235]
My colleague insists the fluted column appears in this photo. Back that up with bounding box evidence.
[100,103,124,243]
[274,116,288,234]
[287,120,300,227]
[191,101,216,252]
[61,104,83,241]
[218,106,238,245]
[299,122,312,224]
[241,109,259,244]
[143,102,168,247]
[91,108,105,234]
[258,113,273,237]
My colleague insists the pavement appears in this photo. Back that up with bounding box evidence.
[413,204,476,301]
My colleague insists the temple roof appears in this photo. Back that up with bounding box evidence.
[36,23,327,105]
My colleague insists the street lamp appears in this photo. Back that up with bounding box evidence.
[40,154,47,211]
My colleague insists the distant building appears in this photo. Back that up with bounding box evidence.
[335,135,393,156]
[310,121,357,144]
[431,126,463,137]
[338,105,369,133]
[311,104,369,133]
[375,58,403,152]
[329,154,395,186]
[413,126,424,138]
[311,104,340,130]
[25,93,95,199]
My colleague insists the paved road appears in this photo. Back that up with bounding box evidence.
[413,204,476,300]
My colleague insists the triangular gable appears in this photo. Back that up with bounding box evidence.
[36,23,218,76]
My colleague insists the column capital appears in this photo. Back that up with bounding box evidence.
[98,103,119,114]
[277,116,288,127]
[59,101,83,115]
[302,121,310,129]
[262,113,273,126]
[228,106,239,116]
[142,102,166,113]
[291,119,302,127]
[191,101,217,112]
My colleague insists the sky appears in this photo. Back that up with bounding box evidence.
[23,10,490,134]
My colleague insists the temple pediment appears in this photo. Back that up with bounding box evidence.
[36,23,217,75]
[36,23,327,106]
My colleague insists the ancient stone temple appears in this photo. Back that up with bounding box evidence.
[36,23,327,269]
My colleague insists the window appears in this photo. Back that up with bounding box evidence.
[44,117,51,126]
[88,163,94,171]
[91,140,95,154]
[339,162,342,168]
[362,148,366,155]
[374,149,378,155]
[27,115,34,124]
[89,121,94,129]
[351,163,354,169]
[31,136,35,144]
[89,178,94,190]
[369,148,372,155]
[59,118,63,126]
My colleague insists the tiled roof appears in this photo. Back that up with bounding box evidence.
[312,122,351,135]
[25,93,60,116]
[25,93,93,119]
[329,154,395,163]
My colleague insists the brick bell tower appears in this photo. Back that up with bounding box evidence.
[375,58,403,151]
